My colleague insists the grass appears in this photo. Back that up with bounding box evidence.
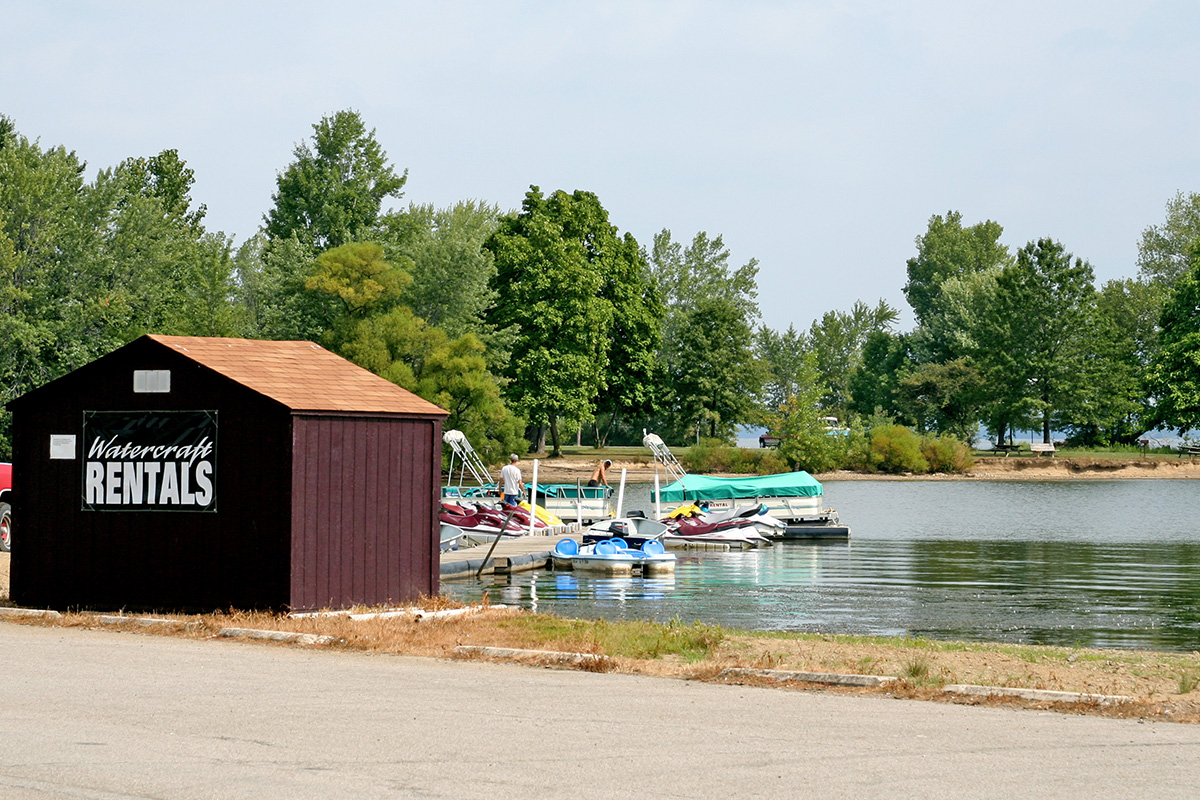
[481,614,725,662]
[903,656,933,684]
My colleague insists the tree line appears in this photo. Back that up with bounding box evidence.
[3,110,1200,469]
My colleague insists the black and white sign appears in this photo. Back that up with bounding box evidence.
[82,411,217,512]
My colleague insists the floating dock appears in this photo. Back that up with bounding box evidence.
[440,531,578,579]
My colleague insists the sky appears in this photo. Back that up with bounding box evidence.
[3,1,1199,332]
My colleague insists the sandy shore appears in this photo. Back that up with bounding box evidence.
[518,454,1200,484]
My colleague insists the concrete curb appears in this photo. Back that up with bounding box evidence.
[720,667,898,688]
[943,684,1132,705]
[218,627,338,646]
[290,604,511,622]
[455,645,612,668]
[98,615,202,629]
[0,607,62,619]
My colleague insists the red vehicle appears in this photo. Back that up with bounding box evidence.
[0,462,11,553]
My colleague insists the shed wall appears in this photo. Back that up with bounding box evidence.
[289,414,442,610]
[10,343,293,610]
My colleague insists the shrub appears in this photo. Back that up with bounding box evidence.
[682,440,791,475]
[868,425,929,474]
[921,435,975,473]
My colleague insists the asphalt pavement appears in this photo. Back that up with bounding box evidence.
[2,623,1199,799]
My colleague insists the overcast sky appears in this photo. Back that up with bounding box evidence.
[3,1,1198,331]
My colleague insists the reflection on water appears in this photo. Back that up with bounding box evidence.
[444,480,1200,652]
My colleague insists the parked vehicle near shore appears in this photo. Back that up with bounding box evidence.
[0,461,11,552]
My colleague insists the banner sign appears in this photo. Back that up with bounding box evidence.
[82,411,217,512]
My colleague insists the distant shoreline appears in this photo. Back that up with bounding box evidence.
[519,455,1200,485]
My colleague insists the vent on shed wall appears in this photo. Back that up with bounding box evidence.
[133,370,171,393]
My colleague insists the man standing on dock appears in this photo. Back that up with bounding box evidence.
[501,454,523,505]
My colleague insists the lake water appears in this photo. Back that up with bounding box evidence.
[442,480,1200,653]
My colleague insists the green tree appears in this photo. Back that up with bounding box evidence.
[119,148,207,230]
[668,297,763,441]
[903,211,1009,327]
[846,330,912,423]
[414,333,526,464]
[238,234,329,341]
[972,238,1098,444]
[1137,191,1200,287]
[1145,242,1200,432]
[484,187,615,455]
[0,123,222,453]
[306,242,411,325]
[180,233,248,337]
[772,351,842,473]
[897,357,985,440]
[755,324,808,412]
[592,230,663,447]
[264,110,407,252]
[380,200,501,341]
[807,299,899,413]
[1061,278,1158,445]
[650,229,762,442]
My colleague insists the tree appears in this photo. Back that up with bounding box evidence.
[0,124,222,454]
[484,187,616,455]
[756,324,808,412]
[0,130,92,419]
[806,299,899,413]
[1061,278,1159,445]
[238,234,331,342]
[306,242,410,324]
[772,352,842,473]
[1137,191,1200,287]
[414,333,526,464]
[180,233,248,337]
[972,239,1098,444]
[264,110,407,252]
[846,330,912,423]
[653,230,760,321]
[118,148,207,230]
[591,230,663,446]
[380,200,501,341]
[650,229,762,442]
[897,358,985,440]
[904,211,1009,327]
[1145,242,1200,432]
[668,296,763,441]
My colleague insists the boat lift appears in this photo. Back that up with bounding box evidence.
[443,429,494,493]
[642,430,687,482]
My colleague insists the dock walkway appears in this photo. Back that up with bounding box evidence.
[440,530,580,579]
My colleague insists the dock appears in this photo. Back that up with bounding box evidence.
[440,530,580,579]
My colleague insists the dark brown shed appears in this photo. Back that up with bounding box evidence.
[7,334,448,612]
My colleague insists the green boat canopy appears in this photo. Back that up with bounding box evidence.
[656,471,823,502]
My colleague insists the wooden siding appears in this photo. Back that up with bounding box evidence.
[289,415,442,610]
[9,341,293,610]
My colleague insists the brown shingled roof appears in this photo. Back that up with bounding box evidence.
[147,335,447,416]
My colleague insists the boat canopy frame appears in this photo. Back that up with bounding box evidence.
[443,429,494,492]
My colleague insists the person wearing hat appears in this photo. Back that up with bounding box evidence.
[500,454,523,505]
[588,459,613,487]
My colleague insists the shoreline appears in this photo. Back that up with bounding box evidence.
[517,455,1200,485]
